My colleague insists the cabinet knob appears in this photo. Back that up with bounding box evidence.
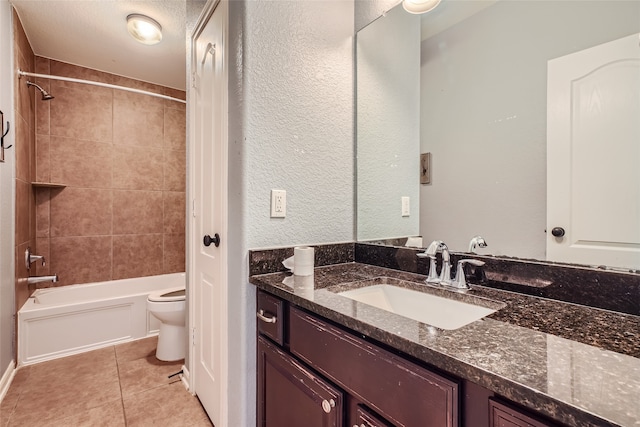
[321,398,335,413]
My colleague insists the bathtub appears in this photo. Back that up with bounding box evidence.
[18,272,185,366]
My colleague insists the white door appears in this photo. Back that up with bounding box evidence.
[191,1,228,425]
[547,33,640,269]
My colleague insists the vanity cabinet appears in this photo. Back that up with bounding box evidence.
[256,289,560,427]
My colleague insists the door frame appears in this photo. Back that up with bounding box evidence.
[187,0,229,424]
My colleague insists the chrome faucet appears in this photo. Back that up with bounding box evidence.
[468,236,488,253]
[27,275,58,285]
[418,240,451,284]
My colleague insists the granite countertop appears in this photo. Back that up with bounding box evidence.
[249,262,640,427]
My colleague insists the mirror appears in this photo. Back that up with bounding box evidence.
[356,0,640,269]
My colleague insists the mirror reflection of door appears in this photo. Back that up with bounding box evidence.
[547,33,640,269]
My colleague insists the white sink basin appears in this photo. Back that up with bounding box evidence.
[338,284,497,330]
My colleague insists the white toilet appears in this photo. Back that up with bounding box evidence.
[147,287,186,361]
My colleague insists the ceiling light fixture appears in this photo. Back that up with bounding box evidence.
[127,14,162,45]
[402,0,442,14]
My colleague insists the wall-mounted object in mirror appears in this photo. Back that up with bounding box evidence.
[420,153,430,185]
[355,0,640,270]
[0,109,11,163]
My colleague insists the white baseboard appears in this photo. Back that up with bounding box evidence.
[180,364,191,392]
[0,360,16,403]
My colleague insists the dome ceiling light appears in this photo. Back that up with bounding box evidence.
[402,0,442,14]
[127,14,162,45]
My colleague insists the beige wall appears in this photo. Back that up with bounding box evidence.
[13,9,36,313]
[32,58,186,288]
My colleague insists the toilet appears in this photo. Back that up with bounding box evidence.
[147,287,186,361]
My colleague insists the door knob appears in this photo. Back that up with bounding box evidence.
[551,227,565,237]
[203,233,220,247]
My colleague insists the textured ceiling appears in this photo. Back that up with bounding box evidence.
[11,0,187,90]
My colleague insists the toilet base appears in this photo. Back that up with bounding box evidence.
[155,323,186,361]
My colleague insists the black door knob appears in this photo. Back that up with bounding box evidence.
[203,233,220,247]
[551,227,565,237]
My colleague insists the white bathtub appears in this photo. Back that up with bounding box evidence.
[18,272,185,366]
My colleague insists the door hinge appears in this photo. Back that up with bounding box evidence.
[191,71,198,89]
[192,199,197,218]
[191,327,196,347]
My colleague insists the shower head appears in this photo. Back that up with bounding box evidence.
[26,81,54,101]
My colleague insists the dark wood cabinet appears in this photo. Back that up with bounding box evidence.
[257,336,344,427]
[489,399,558,427]
[353,405,394,427]
[289,306,459,427]
[256,289,563,427]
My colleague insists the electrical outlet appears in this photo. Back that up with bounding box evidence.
[271,190,286,218]
[402,197,410,217]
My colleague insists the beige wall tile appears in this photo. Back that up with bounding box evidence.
[35,134,51,183]
[163,149,186,192]
[49,236,112,286]
[113,146,164,190]
[50,136,113,188]
[50,188,112,237]
[15,179,31,245]
[113,95,164,148]
[163,233,185,274]
[113,234,163,280]
[35,58,51,136]
[163,107,186,151]
[50,82,113,143]
[163,88,186,111]
[113,190,163,235]
[35,188,50,238]
[15,116,30,183]
[50,60,115,85]
[163,191,186,234]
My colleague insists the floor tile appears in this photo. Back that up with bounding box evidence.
[115,336,158,363]
[118,355,184,397]
[123,381,212,427]
[1,339,210,427]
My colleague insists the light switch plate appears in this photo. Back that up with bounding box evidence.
[402,197,410,217]
[271,190,286,218]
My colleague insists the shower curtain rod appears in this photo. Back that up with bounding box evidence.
[17,70,186,104]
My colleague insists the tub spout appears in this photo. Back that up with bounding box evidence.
[27,275,58,284]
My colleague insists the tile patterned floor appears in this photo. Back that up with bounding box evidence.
[0,337,213,426]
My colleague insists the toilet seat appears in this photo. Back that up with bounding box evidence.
[148,287,185,302]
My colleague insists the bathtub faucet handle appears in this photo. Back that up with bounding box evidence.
[25,247,45,270]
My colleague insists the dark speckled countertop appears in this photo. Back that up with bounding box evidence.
[249,262,640,427]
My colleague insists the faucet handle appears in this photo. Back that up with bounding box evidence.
[24,247,45,270]
[417,253,440,283]
[453,259,486,290]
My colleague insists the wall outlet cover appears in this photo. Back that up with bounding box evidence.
[271,190,286,218]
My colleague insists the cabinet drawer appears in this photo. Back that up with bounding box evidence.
[489,399,557,427]
[256,290,285,346]
[290,307,459,427]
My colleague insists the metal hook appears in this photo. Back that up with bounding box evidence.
[0,110,11,149]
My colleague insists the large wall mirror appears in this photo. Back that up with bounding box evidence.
[356,0,640,270]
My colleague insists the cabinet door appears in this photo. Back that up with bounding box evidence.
[353,405,394,427]
[489,399,557,427]
[257,336,344,427]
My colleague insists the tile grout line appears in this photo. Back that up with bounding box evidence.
[114,344,129,427]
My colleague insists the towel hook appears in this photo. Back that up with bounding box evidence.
[0,110,11,149]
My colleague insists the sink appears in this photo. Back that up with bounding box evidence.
[337,282,499,330]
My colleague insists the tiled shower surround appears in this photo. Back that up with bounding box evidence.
[30,59,186,289]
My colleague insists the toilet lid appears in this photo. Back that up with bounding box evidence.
[148,286,186,302]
